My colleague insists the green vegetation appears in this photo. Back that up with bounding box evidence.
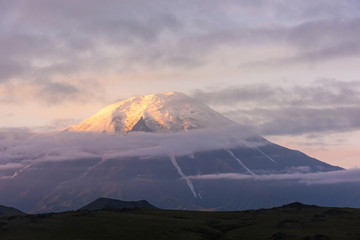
[1,203,360,239]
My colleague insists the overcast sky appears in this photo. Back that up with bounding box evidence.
[1,0,360,168]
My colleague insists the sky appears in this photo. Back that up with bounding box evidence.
[1,0,360,168]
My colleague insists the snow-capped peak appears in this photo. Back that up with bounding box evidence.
[66,91,236,134]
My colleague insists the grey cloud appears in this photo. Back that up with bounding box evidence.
[0,0,187,92]
[290,41,360,63]
[89,13,182,45]
[239,19,360,68]
[0,31,60,83]
[0,58,28,82]
[188,169,360,184]
[180,5,360,55]
[262,40,360,67]
[192,85,285,106]
[0,163,23,170]
[0,127,32,134]
[287,20,360,49]
[192,80,360,135]
[29,118,80,132]
[1,0,358,80]
[48,118,79,130]
[38,82,79,104]
[192,80,360,107]
[0,32,52,59]
[0,176,11,180]
[227,106,360,136]
[1,0,360,106]
[0,126,256,164]
[281,19,360,64]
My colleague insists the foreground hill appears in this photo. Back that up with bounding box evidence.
[1,203,360,239]
[79,197,158,210]
[0,205,24,216]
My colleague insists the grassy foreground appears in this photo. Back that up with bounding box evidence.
[1,203,360,239]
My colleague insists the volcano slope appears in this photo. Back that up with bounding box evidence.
[1,92,355,213]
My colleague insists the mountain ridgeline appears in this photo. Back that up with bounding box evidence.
[2,200,360,240]
[0,205,24,216]
[65,91,237,134]
[0,92,353,213]
[79,198,157,211]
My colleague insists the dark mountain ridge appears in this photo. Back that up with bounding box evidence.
[79,197,157,211]
[0,205,24,216]
[1,201,360,240]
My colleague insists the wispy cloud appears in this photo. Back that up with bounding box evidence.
[0,163,23,170]
[0,126,264,181]
[0,126,256,167]
[192,79,360,136]
[189,169,360,185]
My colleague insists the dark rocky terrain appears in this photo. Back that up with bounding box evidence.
[1,201,360,240]
[79,197,157,211]
[0,205,24,216]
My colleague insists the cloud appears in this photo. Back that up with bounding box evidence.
[1,125,358,186]
[0,163,23,170]
[38,82,79,104]
[243,39,360,68]
[188,168,360,185]
[192,80,360,135]
[0,127,32,133]
[0,126,257,164]
[288,19,360,49]
[1,1,359,85]
[193,80,360,107]
[0,58,29,83]
[222,106,360,136]
[32,118,79,132]
[1,0,360,144]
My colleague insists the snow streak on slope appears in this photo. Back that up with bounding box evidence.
[10,163,32,179]
[9,151,49,180]
[82,148,112,177]
[251,145,276,163]
[66,92,236,134]
[169,154,198,198]
[240,140,277,163]
[227,150,255,176]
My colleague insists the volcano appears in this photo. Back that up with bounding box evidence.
[65,91,237,134]
[0,92,352,213]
